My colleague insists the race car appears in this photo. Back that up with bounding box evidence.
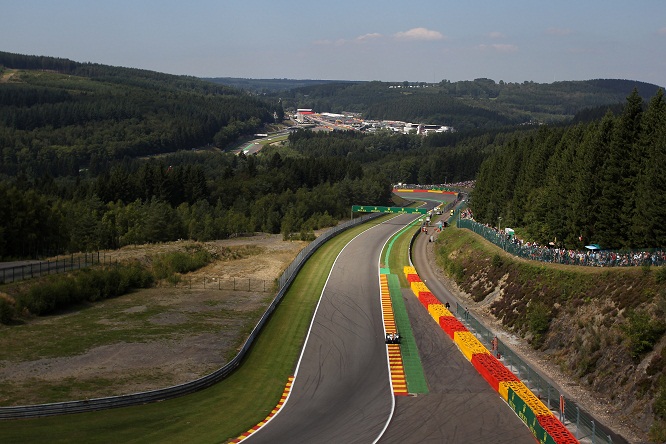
[385,331,401,344]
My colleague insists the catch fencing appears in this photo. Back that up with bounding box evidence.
[456,304,624,444]
[0,212,382,420]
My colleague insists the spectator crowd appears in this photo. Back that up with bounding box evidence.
[458,210,665,267]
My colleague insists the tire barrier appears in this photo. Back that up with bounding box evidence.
[417,291,440,308]
[453,331,490,361]
[402,265,580,444]
[438,316,467,339]
[471,353,520,392]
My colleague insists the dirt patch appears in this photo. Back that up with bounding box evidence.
[0,234,307,406]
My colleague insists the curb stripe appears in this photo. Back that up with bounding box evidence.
[380,274,409,396]
[230,376,295,443]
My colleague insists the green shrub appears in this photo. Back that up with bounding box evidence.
[152,247,213,279]
[492,254,504,268]
[649,419,666,444]
[0,297,16,324]
[622,309,666,360]
[656,266,666,284]
[654,375,666,419]
[16,263,154,317]
[527,301,551,348]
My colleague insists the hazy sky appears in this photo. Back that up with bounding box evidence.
[2,1,666,87]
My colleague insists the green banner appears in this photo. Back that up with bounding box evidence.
[352,205,427,215]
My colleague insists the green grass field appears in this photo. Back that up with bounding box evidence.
[0,218,389,444]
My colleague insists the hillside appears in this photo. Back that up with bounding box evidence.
[436,226,666,443]
[0,51,280,178]
[252,77,663,130]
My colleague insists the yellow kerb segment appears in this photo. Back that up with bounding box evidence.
[453,331,490,361]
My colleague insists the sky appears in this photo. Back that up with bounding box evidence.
[2,0,666,88]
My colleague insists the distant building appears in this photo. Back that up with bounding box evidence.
[296,108,315,123]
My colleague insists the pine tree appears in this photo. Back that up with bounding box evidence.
[632,89,666,247]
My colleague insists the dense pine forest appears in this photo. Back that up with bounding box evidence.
[0,51,281,178]
[1,51,665,260]
[471,88,666,250]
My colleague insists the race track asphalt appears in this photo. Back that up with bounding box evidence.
[245,212,536,444]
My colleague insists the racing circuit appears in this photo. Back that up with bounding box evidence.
[235,190,540,444]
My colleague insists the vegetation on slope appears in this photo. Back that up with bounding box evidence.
[435,226,666,441]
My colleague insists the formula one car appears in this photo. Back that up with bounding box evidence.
[385,331,401,344]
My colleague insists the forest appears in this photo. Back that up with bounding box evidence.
[0,51,282,178]
[212,76,662,130]
[470,88,666,250]
[1,51,664,260]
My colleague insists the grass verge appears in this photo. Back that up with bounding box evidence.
[0,217,387,444]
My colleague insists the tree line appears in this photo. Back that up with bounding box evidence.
[471,88,666,250]
[0,145,393,258]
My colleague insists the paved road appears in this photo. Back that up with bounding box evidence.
[379,211,535,444]
[246,212,536,443]
[245,217,410,443]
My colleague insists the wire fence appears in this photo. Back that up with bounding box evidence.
[0,252,114,284]
[458,218,666,268]
[456,304,623,444]
[158,276,273,292]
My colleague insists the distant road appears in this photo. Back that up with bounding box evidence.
[238,132,289,155]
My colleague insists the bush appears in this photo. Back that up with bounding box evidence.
[152,247,213,279]
[16,262,154,317]
[0,296,16,324]
[656,266,666,284]
[527,301,551,348]
[622,309,666,360]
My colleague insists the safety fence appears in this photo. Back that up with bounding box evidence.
[158,276,273,292]
[456,305,623,444]
[0,212,383,420]
[0,252,111,284]
[457,218,665,268]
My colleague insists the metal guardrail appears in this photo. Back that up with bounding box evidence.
[456,305,624,444]
[0,212,382,420]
